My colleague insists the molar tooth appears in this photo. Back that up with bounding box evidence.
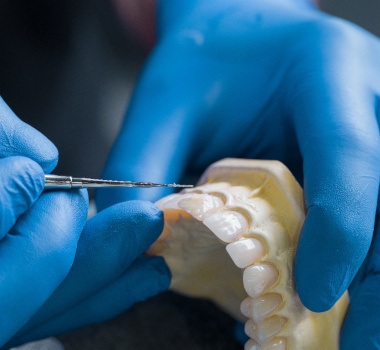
[243,264,278,298]
[203,211,247,243]
[245,316,287,344]
[226,238,264,268]
[240,294,283,322]
[177,193,223,220]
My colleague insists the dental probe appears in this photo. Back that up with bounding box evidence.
[44,174,193,190]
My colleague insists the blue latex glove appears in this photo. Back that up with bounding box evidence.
[6,200,169,347]
[97,0,380,322]
[339,215,380,349]
[0,98,170,346]
[0,98,88,345]
[0,97,58,173]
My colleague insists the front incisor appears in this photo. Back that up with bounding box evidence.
[148,158,349,349]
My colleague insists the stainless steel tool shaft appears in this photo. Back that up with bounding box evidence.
[44,174,193,190]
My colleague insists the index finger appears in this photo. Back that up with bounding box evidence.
[0,97,58,172]
[291,60,380,311]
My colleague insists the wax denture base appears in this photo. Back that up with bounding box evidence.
[148,158,349,350]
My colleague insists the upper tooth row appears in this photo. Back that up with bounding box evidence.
[159,191,288,346]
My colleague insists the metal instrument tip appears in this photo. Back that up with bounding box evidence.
[44,174,194,190]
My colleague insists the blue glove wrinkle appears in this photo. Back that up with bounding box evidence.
[0,157,45,239]
[0,97,58,172]
[0,190,87,346]
[12,200,165,338]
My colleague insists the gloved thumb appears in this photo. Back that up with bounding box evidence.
[0,156,45,239]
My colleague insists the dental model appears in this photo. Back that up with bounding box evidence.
[148,158,348,349]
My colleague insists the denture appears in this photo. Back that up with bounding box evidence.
[147,158,348,349]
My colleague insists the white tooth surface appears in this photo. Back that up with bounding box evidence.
[244,338,259,350]
[157,194,186,210]
[203,211,247,243]
[155,194,180,210]
[243,264,278,298]
[240,297,253,319]
[178,193,223,220]
[261,337,287,350]
[226,238,264,268]
[244,319,257,340]
[247,316,287,344]
[240,294,283,322]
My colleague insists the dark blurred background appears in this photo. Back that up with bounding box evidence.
[1,1,379,349]
[1,0,379,180]
[321,0,380,36]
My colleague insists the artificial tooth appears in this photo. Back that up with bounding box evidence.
[150,159,349,350]
[247,316,287,344]
[240,294,283,322]
[203,211,247,243]
[226,238,264,268]
[240,297,253,319]
[244,319,257,340]
[161,193,191,210]
[260,337,287,350]
[243,264,278,298]
[244,338,259,350]
[155,194,180,210]
[178,193,223,220]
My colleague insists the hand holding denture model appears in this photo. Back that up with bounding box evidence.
[97,1,380,348]
[148,159,348,349]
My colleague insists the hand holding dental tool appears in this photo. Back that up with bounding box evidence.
[0,99,171,347]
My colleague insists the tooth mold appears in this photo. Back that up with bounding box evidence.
[147,158,348,350]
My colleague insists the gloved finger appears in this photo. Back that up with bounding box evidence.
[340,215,380,350]
[292,47,380,311]
[12,200,165,337]
[0,97,58,172]
[0,190,88,346]
[96,40,214,210]
[0,156,45,240]
[10,256,170,346]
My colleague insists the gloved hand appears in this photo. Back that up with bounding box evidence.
[97,0,380,332]
[6,200,169,347]
[0,98,88,345]
[0,98,170,347]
